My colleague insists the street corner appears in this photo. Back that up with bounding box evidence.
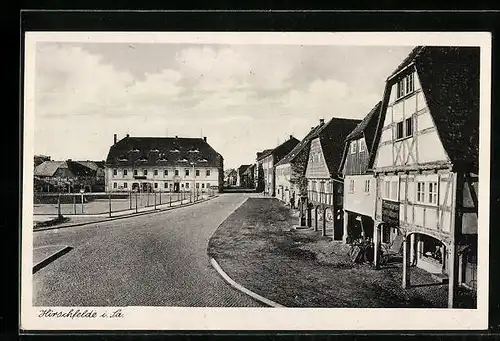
[33,245,73,274]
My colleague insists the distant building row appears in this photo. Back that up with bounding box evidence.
[245,46,479,308]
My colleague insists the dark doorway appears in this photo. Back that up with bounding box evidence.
[173,182,180,193]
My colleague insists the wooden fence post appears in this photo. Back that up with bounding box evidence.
[154,191,157,210]
[73,194,76,214]
[57,194,61,217]
[135,192,138,213]
[129,191,132,210]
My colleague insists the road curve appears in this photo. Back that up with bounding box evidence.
[32,193,264,307]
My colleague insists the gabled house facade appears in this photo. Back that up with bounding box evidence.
[224,168,237,186]
[302,117,361,239]
[275,121,324,208]
[370,46,479,308]
[256,136,300,196]
[338,102,382,243]
[237,164,251,187]
[105,134,224,193]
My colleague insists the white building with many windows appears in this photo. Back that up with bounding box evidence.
[104,134,224,193]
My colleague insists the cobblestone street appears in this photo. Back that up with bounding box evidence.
[32,193,264,307]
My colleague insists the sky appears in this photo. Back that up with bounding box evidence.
[33,42,414,169]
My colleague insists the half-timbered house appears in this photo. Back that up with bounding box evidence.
[302,117,361,239]
[370,46,479,308]
[338,102,382,243]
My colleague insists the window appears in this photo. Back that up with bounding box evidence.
[196,169,200,176]
[123,169,128,176]
[154,169,158,176]
[154,183,158,189]
[181,184,184,188]
[207,183,210,189]
[196,183,200,189]
[185,183,189,189]
[124,183,128,188]
[113,169,117,176]
[349,179,355,193]
[405,117,413,137]
[164,183,168,188]
[143,169,148,176]
[175,169,179,176]
[113,182,117,188]
[384,180,391,199]
[350,140,357,154]
[428,182,438,204]
[185,169,190,176]
[396,73,415,99]
[396,121,404,139]
[164,169,168,176]
[364,179,370,193]
[133,169,138,176]
[391,181,398,200]
[416,182,425,203]
[202,183,205,189]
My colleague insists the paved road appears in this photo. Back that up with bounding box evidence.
[32,193,264,307]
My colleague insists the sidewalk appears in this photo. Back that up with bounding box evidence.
[33,195,217,230]
[208,197,476,308]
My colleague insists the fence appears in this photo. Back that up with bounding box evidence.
[33,188,216,217]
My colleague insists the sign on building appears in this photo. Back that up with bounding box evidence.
[381,199,400,227]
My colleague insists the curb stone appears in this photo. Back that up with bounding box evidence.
[33,195,219,232]
[209,257,285,308]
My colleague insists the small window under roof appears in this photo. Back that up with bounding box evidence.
[129,148,140,153]
[178,158,188,162]
[188,148,200,153]
[197,158,208,163]
[150,148,160,153]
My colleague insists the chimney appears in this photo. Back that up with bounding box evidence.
[311,126,315,130]
[114,134,117,145]
[289,135,293,140]
[175,135,178,139]
[203,136,207,142]
[319,118,325,125]
[126,134,130,138]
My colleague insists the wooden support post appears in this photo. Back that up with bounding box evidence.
[343,210,349,244]
[410,234,416,265]
[108,192,112,217]
[154,191,157,210]
[314,208,318,232]
[73,194,76,214]
[402,235,410,288]
[135,192,138,213]
[169,193,172,207]
[373,222,380,269]
[57,194,61,217]
[322,209,327,237]
[448,243,458,308]
[129,191,132,210]
[159,190,162,205]
[147,191,150,207]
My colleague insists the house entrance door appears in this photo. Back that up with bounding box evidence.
[173,182,180,193]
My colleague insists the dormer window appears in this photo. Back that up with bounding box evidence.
[178,158,188,163]
[396,72,415,99]
[188,149,199,153]
[139,156,148,162]
[150,148,159,153]
[129,148,140,153]
[197,158,208,163]
[350,140,357,154]
[170,149,180,153]
[118,155,128,162]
